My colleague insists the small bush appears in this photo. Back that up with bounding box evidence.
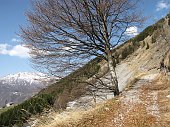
[168,18,170,26]
[146,43,149,50]
[121,48,128,59]
[166,13,170,26]
[152,36,156,43]
[132,17,164,43]
[128,45,134,53]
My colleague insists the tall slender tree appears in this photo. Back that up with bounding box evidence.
[21,0,144,96]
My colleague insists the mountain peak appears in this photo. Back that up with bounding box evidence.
[1,72,47,83]
[0,72,55,107]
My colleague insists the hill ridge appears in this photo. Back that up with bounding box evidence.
[0,13,170,127]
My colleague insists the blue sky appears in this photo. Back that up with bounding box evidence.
[0,0,170,77]
[0,0,32,77]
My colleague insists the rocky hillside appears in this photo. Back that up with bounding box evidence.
[26,14,170,127]
[1,14,170,127]
[35,74,170,127]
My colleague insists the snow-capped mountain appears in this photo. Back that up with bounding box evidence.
[1,72,49,86]
[0,72,56,107]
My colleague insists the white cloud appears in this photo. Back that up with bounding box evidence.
[156,0,170,11]
[0,44,29,58]
[125,26,138,36]
[11,38,21,43]
[0,44,10,54]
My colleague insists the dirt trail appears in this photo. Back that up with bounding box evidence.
[28,62,134,127]
[113,74,160,127]
[33,73,166,127]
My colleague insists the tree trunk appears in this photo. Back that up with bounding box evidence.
[103,14,119,96]
[107,50,119,96]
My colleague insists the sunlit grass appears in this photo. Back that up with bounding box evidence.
[0,105,14,114]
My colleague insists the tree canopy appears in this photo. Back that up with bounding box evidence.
[21,0,143,77]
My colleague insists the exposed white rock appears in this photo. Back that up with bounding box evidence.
[166,95,170,98]
[66,63,133,111]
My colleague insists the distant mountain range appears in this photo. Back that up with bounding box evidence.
[0,72,55,107]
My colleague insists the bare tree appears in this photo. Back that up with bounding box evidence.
[20,0,144,96]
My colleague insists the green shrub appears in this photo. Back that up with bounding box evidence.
[152,36,156,43]
[128,45,134,53]
[119,44,135,60]
[166,13,170,26]
[132,25,156,43]
[146,43,149,50]
[0,57,101,126]
[132,17,164,43]
[0,93,55,126]
[121,48,128,59]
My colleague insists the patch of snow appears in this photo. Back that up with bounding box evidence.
[0,72,55,86]
[1,72,47,83]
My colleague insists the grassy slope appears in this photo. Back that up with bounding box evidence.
[0,13,169,127]
[0,57,102,126]
[0,106,14,115]
[42,74,170,127]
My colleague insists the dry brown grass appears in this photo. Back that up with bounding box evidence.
[140,74,170,127]
[35,98,119,127]
[121,104,156,127]
[72,99,157,127]
[142,74,169,91]
[34,73,170,127]
[155,74,170,126]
